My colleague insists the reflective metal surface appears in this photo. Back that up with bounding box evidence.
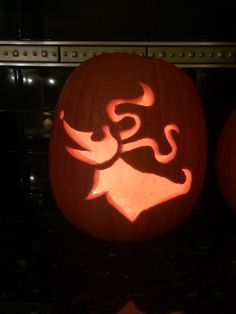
[0,41,235,67]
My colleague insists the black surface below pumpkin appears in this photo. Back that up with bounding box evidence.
[0,179,236,314]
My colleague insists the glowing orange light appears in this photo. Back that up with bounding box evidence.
[86,158,191,222]
[106,82,155,140]
[61,82,192,221]
[117,300,146,314]
[117,300,184,314]
[61,110,118,165]
[121,124,179,164]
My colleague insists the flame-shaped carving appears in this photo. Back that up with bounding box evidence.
[60,82,192,222]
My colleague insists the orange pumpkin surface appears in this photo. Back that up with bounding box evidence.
[49,53,207,242]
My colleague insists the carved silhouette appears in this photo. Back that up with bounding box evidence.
[60,82,192,222]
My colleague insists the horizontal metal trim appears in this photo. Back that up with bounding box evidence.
[1,62,236,69]
[0,41,235,67]
[0,62,67,67]
[1,40,236,46]
[176,64,236,68]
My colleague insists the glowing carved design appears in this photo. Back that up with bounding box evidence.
[60,110,118,165]
[60,82,192,222]
[118,300,184,314]
[87,159,191,222]
[117,300,146,314]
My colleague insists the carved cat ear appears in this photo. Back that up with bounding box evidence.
[60,110,119,165]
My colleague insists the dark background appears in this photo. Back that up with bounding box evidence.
[0,1,236,313]
[1,0,236,41]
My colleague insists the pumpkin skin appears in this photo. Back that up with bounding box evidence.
[49,53,207,242]
[216,109,236,212]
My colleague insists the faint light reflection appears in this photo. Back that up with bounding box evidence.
[30,174,36,182]
[43,117,52,129]
[23,76,33,85]
[48,78,56,85]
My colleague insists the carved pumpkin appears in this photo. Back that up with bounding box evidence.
[216,108,236,212]
[49,53,207,242]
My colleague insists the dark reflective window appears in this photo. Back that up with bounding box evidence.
[203,69,236,152]
[19,0,236,41]
[25,152,49,192]
[1,152,22,211]
[20,68,73,110]
[0,111,21,151]
[150,1,236,41]
[0,68,19,110]
[0,0,19,40]
[23,110,53,151]
[20,0,151,41]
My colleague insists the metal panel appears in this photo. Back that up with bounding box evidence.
[148,46,235,64]
[0,41,235,68]
[0,45,59,62]
[60,46,146,63]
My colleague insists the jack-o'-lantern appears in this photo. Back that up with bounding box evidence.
[49,53,207,242]
[216,108,236,212]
